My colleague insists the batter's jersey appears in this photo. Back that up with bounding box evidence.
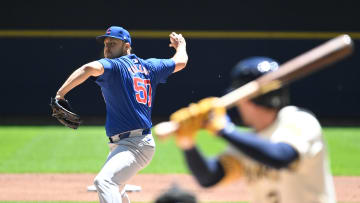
[223,106,336,203]
[95,54,175,137]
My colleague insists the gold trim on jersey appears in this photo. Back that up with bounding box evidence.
[218,154,244,185]
[1,30,360,39]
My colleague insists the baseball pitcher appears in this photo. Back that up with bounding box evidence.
[52,26,188,203]
[170,57,336,203]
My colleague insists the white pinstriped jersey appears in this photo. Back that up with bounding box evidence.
[223,106,336,203]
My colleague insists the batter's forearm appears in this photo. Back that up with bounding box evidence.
[184,147,225,187]
[219,127,299,169]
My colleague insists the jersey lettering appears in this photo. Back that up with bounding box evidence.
[128,65,149,75]
[133,77,152,107]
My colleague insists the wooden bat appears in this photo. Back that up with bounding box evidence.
[154,34,354,138]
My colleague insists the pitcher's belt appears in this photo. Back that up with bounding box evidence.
[109,128,151,143]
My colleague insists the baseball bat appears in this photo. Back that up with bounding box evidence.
[154,34,354,138]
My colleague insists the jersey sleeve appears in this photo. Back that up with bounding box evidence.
[145,58,175,84]
[222,144,247,162]
[271,109,324,160]
[96,58,116,83]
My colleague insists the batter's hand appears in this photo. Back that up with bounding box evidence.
[169,32,186,49]
[170,97,226,149]
[170,103,202,150]
[202,98,228,134]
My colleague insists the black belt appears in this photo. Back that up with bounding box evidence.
[109,128,151,143]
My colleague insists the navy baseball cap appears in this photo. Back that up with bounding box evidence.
[96,26,131,45]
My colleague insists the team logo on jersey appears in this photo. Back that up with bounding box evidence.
[244,164,280,183]
[132,59,139,63]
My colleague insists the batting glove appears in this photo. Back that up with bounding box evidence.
[170,103,203,149]
[170,97,228,149]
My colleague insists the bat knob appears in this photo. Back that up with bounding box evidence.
[153,121,178,140]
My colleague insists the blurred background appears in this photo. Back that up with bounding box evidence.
[1,0,359,126]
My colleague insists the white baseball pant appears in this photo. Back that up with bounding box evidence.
[94,131,155,203]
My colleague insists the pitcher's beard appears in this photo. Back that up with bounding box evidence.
[105,48,127,59]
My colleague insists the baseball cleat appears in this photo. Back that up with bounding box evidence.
[87,184,142,192]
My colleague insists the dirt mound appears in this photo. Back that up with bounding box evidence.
[0,174,359,202]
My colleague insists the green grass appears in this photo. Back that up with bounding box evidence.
[0,126,226,173]
[323,127,360,175]
[0,126,359,175]
[0,126,108,173]
[145,129,227,173]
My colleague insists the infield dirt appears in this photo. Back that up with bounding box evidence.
[0,174,359,202]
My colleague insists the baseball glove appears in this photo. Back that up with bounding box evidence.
[50,97,82,129]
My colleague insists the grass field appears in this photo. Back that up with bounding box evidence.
[0,126,359,203]
[0,126,359,175]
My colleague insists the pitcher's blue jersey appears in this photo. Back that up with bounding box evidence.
[95,54,175,137]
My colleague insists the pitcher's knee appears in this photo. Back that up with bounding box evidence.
[94,176,110,189]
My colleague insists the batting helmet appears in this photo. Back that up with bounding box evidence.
[230,56,290,109]
[155,185,197,203]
